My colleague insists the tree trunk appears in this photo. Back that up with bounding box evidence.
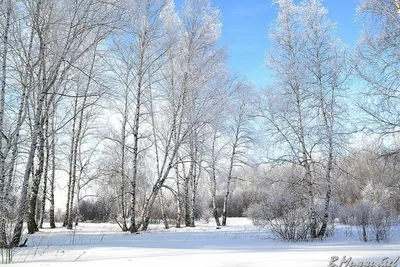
[295,74,317,238]
[175,163,181,228]
[11,80,47,247]
[362,224,368,242]
[160,190,169,229]
[27,119,45,234]
[26,29,49,234]
[66,107,79,230]
[66,169,77,230]
[129,178,137,233]
[318,136,333,238]
[64,97,78,227]
[7,19,35,246]
[222,131,239,227]
[49,102,56,229]
[140,44,187,231]
[75,170,82,227]
[120,184,128,231]
[222,192,229,226]
[189,140,201,227]
[190,175,196,227]
[211,131,220,226]
[315,58,335,238]
[0,0,12,247]
[184,172,191,227]
[39,117,50,229]
[140,189,159,231]
[119,84,129,232]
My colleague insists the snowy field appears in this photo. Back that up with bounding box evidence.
[6,218,400,267]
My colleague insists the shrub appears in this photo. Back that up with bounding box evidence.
[247,182,310,241]
[339,183,396,242]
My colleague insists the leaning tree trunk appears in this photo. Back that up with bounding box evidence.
[160,189,169,229]
[11,80,47,247]
[140,189,159,231]
[140,65,187,231]
[140,152,180,231]
[7,14,35,247]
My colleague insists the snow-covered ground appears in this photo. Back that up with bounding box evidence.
[6,218,400,267]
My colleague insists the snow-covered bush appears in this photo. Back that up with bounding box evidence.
[247,182,310,241]
[339,183,396,242]
[246,203,267,226]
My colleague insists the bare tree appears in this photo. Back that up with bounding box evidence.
[355,0,400,140]
[11,0,118,246]
[102,0,170,233]
[264,0,318,238]
[262,0,348,239]
[139,0,225,230]
[299,0,348,237]
[221,81,255,226]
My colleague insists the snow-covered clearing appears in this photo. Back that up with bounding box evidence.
[6,218,400,267]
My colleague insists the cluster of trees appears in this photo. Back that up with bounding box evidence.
[0,0,255,248]
[245,0,400,242]
[0,0,400,248]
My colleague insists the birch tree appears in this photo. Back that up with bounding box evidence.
[221,81,255,226]
[0,0,19,248]
[178,0,226,228]
[263,0,348,239]
[63,45,103,230]
[104,0,170,233]
[10,0,118,246]
[264,0,318,238]
[139,0,225,230]
[299,0,348,237]
[355,0,400,139]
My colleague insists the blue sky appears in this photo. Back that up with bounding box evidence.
[211,0,360,88]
